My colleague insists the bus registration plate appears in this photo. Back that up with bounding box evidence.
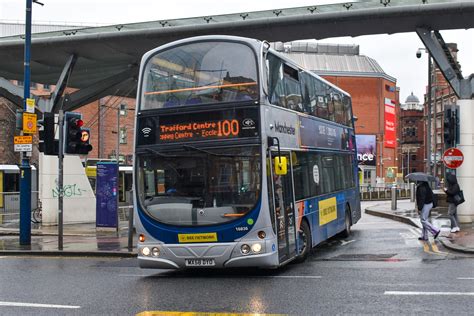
[185,258,215,267]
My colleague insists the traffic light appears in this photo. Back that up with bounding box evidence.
[38,112,58,155]
[443,106,457,148]
[63,112,93,155]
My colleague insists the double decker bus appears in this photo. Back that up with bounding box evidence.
[134,35,361,269]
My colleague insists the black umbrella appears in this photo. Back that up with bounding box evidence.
[405,172,436,182]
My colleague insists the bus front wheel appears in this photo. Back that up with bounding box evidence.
[294,219,311,263]
[340,206,352,238]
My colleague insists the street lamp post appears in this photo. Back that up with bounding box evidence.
[417,47,432,174]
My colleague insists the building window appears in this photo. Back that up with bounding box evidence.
[119,103,127,116]
[119,127,127,144]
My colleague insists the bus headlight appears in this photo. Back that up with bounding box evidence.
[141,247,151,256]
[251,243,262,253]
[152,247,160,257]
[241,244,251,254]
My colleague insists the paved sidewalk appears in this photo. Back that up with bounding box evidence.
[0,221,137,257]
[366,199,474,254]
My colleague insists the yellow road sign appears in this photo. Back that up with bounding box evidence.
[23,112,37,134]
[14,135,33,144]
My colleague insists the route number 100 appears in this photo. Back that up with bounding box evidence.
[217,119,239,137]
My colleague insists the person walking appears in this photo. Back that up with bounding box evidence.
[416,180,440,241]
[444,174,461,233]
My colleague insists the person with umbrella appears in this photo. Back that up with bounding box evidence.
[407,173,440,241]
[444,173,461,233]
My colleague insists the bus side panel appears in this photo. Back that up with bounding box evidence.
[304,193,346,248]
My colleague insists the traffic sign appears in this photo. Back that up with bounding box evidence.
[442,147,464,169]
[14,135,33,144]
[26,98,35,113]
[22,112,37,134]
[14,144,33,152]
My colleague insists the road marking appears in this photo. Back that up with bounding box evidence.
[422,242,430,253]
[0,301,80,309]
[120,274,322,279]
[257,275,322,279]
[137,312,285,316]
[458,277,474,280]
[385,291,474,296]
[357,221,394,225]
[340,240,355,246]
[409,227,421,237]
[430,241,448,255]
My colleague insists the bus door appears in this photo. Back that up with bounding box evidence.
[270,152,297,263]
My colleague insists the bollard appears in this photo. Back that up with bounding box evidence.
[410,182,415,202]
[391,184,397,210]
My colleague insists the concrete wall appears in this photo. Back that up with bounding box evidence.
[39,153,96,225]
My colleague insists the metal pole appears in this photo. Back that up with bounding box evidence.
[127,190,134,251]
[379,137,383,182]
[117,107,120,162]
[407,149,410,176]
[426,54,432,174]
[19,0,32,246]
[58,110,64,250]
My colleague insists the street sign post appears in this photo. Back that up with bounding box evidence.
[442,147,464,169]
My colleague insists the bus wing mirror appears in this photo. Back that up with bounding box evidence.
[274,156,287,175]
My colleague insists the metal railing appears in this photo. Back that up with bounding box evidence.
[359,184,411,201]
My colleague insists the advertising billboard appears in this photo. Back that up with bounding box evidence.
[356,135,376,166]
[384,98,396,148]
[96,162,119,229]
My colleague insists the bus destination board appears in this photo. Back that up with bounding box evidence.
[137,108,259,145]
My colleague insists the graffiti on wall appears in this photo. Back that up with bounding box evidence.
[52,179,88,198]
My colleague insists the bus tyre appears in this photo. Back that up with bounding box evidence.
[294,220,311,263]
[340,207,352,238]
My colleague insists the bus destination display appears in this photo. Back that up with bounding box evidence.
[160,119,241,141]
[137,108,259,145]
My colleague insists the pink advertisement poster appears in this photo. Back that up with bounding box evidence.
[384,98,396,148]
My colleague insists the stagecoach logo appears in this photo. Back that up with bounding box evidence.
[274,121,296,135]
[242,118,256,130]
[141,127,152,137]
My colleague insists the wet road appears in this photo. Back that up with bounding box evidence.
[1,201,473,315]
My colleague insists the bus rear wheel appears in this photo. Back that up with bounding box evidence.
[294,220,311,263]
[340,206,352,238]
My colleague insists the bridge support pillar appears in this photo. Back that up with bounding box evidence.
[456,99,474,224]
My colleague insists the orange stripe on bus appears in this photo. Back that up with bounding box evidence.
[144,82,257,96]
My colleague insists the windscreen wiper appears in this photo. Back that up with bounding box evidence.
[139,148,177,158]
[182,145,254,158]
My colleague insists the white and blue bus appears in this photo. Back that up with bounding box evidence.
[134,35,361,269]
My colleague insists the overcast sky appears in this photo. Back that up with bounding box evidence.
[1,0,473,103]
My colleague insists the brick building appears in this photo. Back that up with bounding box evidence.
[426,43,459,180]
[277,42,400,185]
[80,96,135,165]
[398,92,425,176]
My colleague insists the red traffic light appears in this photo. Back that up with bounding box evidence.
[75,119,84,127]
